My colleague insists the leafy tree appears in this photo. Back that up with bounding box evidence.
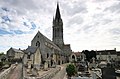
[66,64,77,78]
[0,52,4,56]
[82,50,96,62]
[0,62,3,68]
[90,50,96,59]
[82,50,90,62]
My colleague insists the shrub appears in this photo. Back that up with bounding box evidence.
[66,64,77,77]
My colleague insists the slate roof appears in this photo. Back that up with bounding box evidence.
[25,46,38,54]
[72,52,81,57]
[64,44,70,49]
[11,47,23,53]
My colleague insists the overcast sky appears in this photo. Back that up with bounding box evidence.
[0,0,120,53]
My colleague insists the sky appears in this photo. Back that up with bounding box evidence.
[0,0,120,53]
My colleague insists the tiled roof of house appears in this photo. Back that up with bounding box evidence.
[117,51,120,56]
[11,48,23,53]
[72,52,81,57]
[96,49,116,55]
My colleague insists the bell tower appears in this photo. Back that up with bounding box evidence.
[52,3,64,49]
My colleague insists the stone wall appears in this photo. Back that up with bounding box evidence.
[23,67,61,79]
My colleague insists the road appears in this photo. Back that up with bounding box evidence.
[8,63,22,79]
[52,64,67,79]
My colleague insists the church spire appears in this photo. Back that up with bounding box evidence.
[55,3,61,20]
[52,3,64,49]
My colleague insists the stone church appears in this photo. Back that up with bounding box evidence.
[23,3,72,70]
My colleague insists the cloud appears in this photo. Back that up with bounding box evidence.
[0,0,38,15]
[67,14,84,28]
[0,29,12,35]
[105,2,120,13]
[0,0,120,53]
[61,0,87,16]
[109,28,120,35]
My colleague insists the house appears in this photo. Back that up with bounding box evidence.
[7,47,24,62]
[117,51,120,61]
[96,48,117,62]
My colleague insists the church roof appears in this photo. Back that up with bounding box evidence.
[37,31,61,51]
[25,46,38,54]
[64,44,71,49]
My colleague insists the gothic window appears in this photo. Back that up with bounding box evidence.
[57,28,59,37]
[54,29,57,37]
[47,53,49,58]
[72,55,75,60]
[27,55,30,59]
[38,36,39,38]
[72,55,75,62]
[51,54,53,57]
[36,41,40,47]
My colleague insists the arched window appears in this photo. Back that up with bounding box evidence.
[72,55,75,60]
[27,55,30,59]
[36,41,40,47]
[47,53,49,58]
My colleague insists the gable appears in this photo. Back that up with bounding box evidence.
[31,31,61,51]
[7,48,15,56]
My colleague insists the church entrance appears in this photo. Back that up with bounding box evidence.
[51,60,53,66]
[72,55,75,62]
[58,60,60,65]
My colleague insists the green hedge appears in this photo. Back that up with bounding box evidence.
[66,64,77,77]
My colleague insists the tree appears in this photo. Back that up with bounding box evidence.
[82,50,90,62]
[66,64,77,78]
[0,52,4,56]
[82,50,96,62]
[90,50,96,59]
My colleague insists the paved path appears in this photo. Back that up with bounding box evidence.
[8,63,22,79]
[52,64,68,79]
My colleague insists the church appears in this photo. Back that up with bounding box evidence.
[22,3,72,70]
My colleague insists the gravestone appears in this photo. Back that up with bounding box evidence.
[102,67,116,79]
[44,61,48,70]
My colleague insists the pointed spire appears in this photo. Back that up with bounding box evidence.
[53,16,55,24]
[55,2,61,20]
[53,16,54,21]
